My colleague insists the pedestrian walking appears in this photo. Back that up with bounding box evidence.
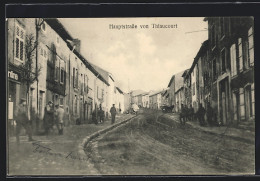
[110,104,117,124]
[14,98,35,143]
[197,103,206,126]
[43,101,54,135]
[56,105,65,135]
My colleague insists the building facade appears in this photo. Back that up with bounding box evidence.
[205,17,254,125]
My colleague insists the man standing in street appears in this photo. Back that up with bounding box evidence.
[15,98,34,143]
[56,105,65,135]
[110,104,117,124]
[43,101,54,135]
[197,103,206,126]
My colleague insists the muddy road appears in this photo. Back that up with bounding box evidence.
[85,111,254,175]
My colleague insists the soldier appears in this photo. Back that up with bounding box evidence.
[15,98,34,143]
[56,105,65,135]
[180,104,186,125]
[110,104,117,124]
[197,103,206,126]
[189,104,194,121]
[43,101,54,135]
[206,102,214,126]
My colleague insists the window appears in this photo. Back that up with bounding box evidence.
[232,91,239,122]
[239,88,245,120]
[74,95,78,114]
[230,44,237,77]
[212,58,217,80]
[56,35,60,45]
[60,68,64,84]
[220,17,225,38]
[55,66,59,81]
[221,49,226,73]
[73,68,78,88]
[76,69,78,88]
[211,24,216,48]
[192,82,195,96]
[60,98,64,106]
[248,27,254,66]
[73,68,75,87]
[238,38,243,72]
[41,22,46,32]
[15,23,25,61]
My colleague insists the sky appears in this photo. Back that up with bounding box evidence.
[59,18,208,93]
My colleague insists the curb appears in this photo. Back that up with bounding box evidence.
[161,114,254,144]
[78,115,138,157]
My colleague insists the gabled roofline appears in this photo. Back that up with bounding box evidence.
[67,43,110,86]
[187,40,209,77]
[116,87,124,94]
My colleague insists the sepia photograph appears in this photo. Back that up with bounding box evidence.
[6,17,255,175]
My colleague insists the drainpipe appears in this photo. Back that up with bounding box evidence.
[68,43,76,125]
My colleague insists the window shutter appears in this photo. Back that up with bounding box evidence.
[230,44,237,76]
[232,92,238,121]
[251,83,255,117]
[248,27,254,66]
[238,38,243,72]
[239,88,245,120]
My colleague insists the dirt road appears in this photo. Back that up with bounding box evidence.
[85,111,254,175]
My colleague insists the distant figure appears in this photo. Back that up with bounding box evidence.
[110,104,117,124]
[180,104,186,125]
[43,101,54,135]
[206,103,214,126]
[189,104,194,121]
[98,107,105,123]
[56,105,65,135]
[197,103,206,126]
[92,108,98,125]
[15,98,34,143]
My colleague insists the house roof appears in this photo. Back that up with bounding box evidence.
[131,90,146,97]
[149,89,164,97]
[187,40,209,77]
[116,87,124,94]
[167,70,186,88]
[44,18,73,42]
[90,63,115,83]
[44,18,110,86]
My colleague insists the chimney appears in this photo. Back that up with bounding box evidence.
[72,39,81,53]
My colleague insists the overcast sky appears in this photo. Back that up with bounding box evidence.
[59,18,208,93]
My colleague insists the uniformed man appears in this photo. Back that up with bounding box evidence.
[15,98,34,143]
[110,104,117,124]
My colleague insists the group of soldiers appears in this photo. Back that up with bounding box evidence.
[91,104,118,125]
[43,101,65,135]
[179,102,215,126]
[14,99,65,143]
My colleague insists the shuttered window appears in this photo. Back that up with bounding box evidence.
[15,23,25,61]
[248,27,254,66]
[239,88,245,120]
[230,44,237,77]
[238,38,243,72]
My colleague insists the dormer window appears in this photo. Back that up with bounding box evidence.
[41,22,46,32]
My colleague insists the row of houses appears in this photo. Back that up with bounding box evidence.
[128,89,167,110]
[7,18,125,130]
[162,17,254,126]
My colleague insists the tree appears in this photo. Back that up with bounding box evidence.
[19,33,41,121]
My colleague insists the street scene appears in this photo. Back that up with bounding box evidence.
[7,17,254,175]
